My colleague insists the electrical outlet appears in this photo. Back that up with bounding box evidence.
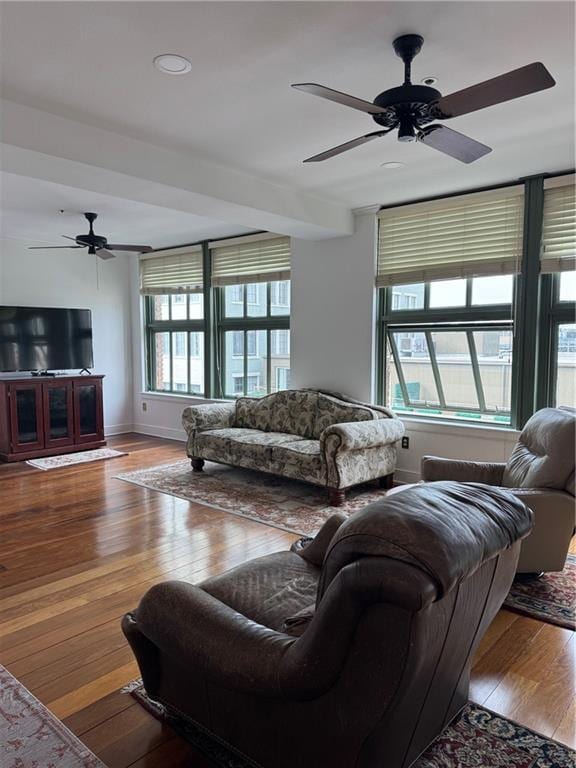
[401,436,410,449]
[142,402,148,412]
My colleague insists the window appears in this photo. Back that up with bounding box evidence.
[271,329,290,356]
[539,177,576,410]
[143,233,291,399]
[145,295,206,396]
[218,282,290,399]
[377,187,522,424]
[382,279,514,424]
[275,367,291,391]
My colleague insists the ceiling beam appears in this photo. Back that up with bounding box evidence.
[0,99,353,240]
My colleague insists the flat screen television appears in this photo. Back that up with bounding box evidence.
[0,306,94,372]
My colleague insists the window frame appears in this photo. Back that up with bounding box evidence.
[145,293,207,397]
[215,280,290,399]
[378,279,515,426]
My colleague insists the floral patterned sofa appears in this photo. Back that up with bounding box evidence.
[182,389,404,505]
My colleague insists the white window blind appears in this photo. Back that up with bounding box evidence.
[210,234,290,286]
[541,176,576,274]
[376,187,524,287]
[139,246,203,295]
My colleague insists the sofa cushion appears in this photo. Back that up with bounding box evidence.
[235,391,319,438]
[312,393,380,439]
[195,428,306,468]
[503,407,576,490]
[200,551,320,633]
[271,439,325,485]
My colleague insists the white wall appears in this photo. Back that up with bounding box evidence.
[0,238,133,433]
[290,210,378,401]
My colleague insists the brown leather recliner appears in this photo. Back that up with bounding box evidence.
[422,407,575,573]
[122,483,532,768]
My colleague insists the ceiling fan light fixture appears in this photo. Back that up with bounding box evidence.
[153,54,192,75]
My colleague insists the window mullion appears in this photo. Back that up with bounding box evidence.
[243,331,248,396]
[424,330,446,409]
[388,331,412,407]
[267,329,272,394]
[467,330,486,412]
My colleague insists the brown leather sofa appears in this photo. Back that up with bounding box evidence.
[421,407,575,573]
[122,483,531,768]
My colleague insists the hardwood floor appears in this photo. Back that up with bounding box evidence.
[0,433,573,767]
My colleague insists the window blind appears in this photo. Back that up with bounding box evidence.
[139,246,203,295]
[210,234,290,286]
[376,186,524,287]
[541,176,576,274]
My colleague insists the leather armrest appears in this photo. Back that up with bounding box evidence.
[181,402,235,434]
[291,513,347,566]
[320,419,405,452]
[421,456,506,485]
[135,580,295,697]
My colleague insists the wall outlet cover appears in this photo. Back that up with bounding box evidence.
[401,436,410,449]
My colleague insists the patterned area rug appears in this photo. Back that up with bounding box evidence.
[27,447,127,471]
[126,679,575,767]
[503,554,576,630]
[115,459,388,537]
[0,665,105,767]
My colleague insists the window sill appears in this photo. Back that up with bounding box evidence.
[399,414,520,440]
[139,391,225,405]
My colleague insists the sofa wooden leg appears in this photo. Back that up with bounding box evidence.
[379,473,394,490]
[191,458,205,472]
[328,488,346,506]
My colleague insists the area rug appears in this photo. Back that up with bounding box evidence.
[503,554,576,630]
[125,679,575,767]
[115,459,388,537]
[0,664,105,767]
[27,447,127,471]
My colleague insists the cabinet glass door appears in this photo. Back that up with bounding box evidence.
[9,383,44,452]
[44,382,74,447]
[74,380,103,443]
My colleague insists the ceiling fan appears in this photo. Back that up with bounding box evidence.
[28,212,154,260]
[292,34,556,164]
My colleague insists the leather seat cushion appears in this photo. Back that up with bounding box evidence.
[200,551,320,632]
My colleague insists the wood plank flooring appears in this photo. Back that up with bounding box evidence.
[0,433,573,767]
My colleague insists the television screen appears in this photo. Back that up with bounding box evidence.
[0,306,94,372]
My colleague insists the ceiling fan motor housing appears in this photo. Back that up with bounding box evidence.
[371,84,442,136]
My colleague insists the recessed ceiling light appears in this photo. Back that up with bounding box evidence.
[421,76,438,86]
[153,54,192,75]
[380,161,405,169]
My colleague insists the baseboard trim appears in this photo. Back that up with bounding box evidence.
[133,423,187,442]
[105,423,135,436]
[394,468,420,485]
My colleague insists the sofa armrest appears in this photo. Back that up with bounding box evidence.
[182,402,235,435]
[320,418,405,452]
[421,456,506,485]
[291,513,348,566]
[132,581,295,697]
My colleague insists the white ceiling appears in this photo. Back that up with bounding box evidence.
[0,1,574,234]
[0,172,253,247]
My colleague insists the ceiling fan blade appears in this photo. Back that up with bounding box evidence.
[105,244,154,252]
[432,62,555,119]
[96,249,116,260]
[303,130,391,163]
[418,125,492,164]
[61,235,78,241]
[292,83,389,115]
[28,245,85,250]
